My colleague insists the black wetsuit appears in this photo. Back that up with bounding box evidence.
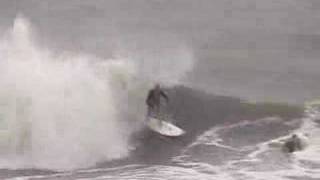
[146,88,168,116]
[284,136,302,153]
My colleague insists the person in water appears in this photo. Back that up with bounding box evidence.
[284,134,302,153]
[146,84,169,118]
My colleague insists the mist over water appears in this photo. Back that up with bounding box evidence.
[0,16,194,170]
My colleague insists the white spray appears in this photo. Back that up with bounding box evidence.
[0,16,194,170]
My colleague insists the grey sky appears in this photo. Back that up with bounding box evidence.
[1,0,320,103]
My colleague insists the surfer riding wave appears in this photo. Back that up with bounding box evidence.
[145,84,185,136]
[146,84,169,119]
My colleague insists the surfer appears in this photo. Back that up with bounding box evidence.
[284,134,302,153]
[145,84,185,136]
[146,84,169,118]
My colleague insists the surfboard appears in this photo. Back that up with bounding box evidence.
[147,117,185,137]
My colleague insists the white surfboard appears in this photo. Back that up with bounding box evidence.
[147,117,185,137]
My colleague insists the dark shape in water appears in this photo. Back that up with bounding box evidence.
[284,134,302,153]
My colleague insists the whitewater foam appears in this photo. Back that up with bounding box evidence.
[292,102,320,163]
[0,16,194,170]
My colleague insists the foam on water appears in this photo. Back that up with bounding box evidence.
[293,102,320,163]
[0,16,194,170]
[171,110,320,180]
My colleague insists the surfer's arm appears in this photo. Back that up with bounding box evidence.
[146,90,154,106]
[160,91,169,102]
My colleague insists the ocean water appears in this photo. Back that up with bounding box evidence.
[1,1,320,179]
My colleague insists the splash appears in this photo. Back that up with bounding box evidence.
[0,16,194,170]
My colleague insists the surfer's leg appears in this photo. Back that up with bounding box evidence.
[155,105,160,118]
[147,105,156,119]
[147,106,152,119]
[154,105,163,126]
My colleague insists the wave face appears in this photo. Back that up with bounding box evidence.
[2,88,315,180]
[0,16,194,170]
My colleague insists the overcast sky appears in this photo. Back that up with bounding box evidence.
[1,0,320,104]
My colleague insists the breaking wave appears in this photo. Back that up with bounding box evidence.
[0,16,194,170]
